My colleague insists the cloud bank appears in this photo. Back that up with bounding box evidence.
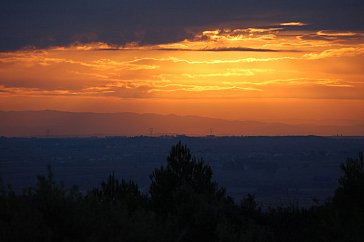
[1,0,364,51]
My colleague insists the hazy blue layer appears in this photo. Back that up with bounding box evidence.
[1,136,363,207]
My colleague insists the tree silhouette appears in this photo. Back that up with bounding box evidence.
[89,172,145,212]
[149,142,240,241]
[4,142,363,242]
[334,152,364,209]
[332,152,364,241]
[149,141,227,214]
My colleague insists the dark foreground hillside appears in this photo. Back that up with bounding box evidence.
[1,142,364,242]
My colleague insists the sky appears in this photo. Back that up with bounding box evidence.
[1,0,364,127]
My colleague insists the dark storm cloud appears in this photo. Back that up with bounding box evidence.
[1,0,364,51]
[153,47,298,52]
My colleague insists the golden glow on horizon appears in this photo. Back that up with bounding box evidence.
[1,25,364,125]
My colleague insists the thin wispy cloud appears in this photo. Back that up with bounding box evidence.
[153,47,281,52]
[280,22,307,27]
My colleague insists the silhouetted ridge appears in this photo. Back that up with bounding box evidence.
[1,110,363,136]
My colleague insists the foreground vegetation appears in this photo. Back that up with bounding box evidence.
[1,142,363,242]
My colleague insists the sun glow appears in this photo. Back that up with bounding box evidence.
[1,24,364,125]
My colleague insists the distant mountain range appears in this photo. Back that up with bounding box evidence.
[0,110,363,136]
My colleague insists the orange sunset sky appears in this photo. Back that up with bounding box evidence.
[1,1,364,131]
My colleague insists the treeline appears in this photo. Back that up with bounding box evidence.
[1,142,364,242]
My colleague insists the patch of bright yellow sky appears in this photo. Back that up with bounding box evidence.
[1,22,364,124]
